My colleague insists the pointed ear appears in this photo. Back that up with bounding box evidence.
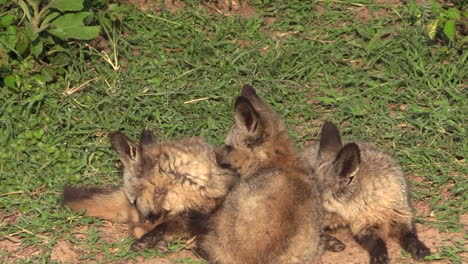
[333,143,361,184]
[241,84,258,99]
[140,130,156,146]
[234,96,263,134]
[319,121,343,158]
[109,131,139,164]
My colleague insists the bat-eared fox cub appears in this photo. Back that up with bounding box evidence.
[302,121,430,264]
[64,132,237,252]
[199,85,326,264]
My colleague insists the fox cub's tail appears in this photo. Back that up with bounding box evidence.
[63,186,138,223]
[63,186,155,238]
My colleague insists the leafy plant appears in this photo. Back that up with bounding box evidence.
[408,0,467,44]
[0,0,101,89]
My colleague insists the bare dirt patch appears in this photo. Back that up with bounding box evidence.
[125,0,186,12]
[0,240,41,263]
[125,0,257,18]
[375,0,403,4]
[320,224,464,264]
[50,240,79,263]
[203,0,258,18]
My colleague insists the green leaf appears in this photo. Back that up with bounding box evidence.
[31,73,45,87]
[50,0,84,12]
[0,14,15,28]
[40,67,54,82]
[316,96,336,105]
[426,19,438,40]
[50,52,71,67]
[15,30,30,55]
[48,12,100,40]
[443,20,456,41]
[25,22,39,41]
[40,12,60,30]
[17,0,33,22]
[0,26,17,51]
[445,8,461,20]
[4,75,16,89]
[31,38,43,57]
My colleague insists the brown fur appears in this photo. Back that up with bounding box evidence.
[63,186,157,239]
[200,85,324,264]
[63,132,237,249]
[302,121,430,264]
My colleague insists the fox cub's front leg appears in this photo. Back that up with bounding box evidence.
[131,223,170,252]
[321,234,346,252]
[396,223,430,261]
[353,227,389,264]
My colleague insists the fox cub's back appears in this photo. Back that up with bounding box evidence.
[201,85,324,264]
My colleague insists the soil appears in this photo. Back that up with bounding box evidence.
[125,0,257,18]
[1,218,465,263]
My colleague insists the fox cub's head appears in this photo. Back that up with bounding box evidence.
[311,121,362,210]
[216,84,290,177]
[109,130,166,222]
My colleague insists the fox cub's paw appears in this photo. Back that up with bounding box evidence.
[321,234,346,252]
[131,234,169,253]
[370,253,389,264]
[407,239,430,261]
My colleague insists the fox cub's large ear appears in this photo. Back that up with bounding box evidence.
[240,84,259,99]
[319,121,343,158]
[333,143,360,185]
[109,131,139,164]
[234,96,265,137]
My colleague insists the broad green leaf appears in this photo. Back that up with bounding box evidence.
[40,67,54,82]
[15,30,30,55]
[31,38,43,57]
[4,75,16,89]
[48,12,100,40]
[443,20,456,41]
[50,0,84,12]
[25,22,39,41]
[0,14,15,28]
[50,52,71,67]
[31,73,45,87]
[17,0,32,22]
[1,26,17,50]
[426,19,438,40]
[445,8,461,20]
[40,12,60,31]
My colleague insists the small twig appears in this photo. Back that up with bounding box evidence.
[0,191,24,197]
[302,36,335,44]
[1,233,22,243]
[63,77,99,96]
[12,225,49,242]
[184,97,211,104]
[203,3,228,16]
[184,236,197,246]
[85,44,120,71]
[169,236,198,256]
[317,0,402,7]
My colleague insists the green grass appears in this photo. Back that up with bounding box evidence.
[1,0,466,263]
